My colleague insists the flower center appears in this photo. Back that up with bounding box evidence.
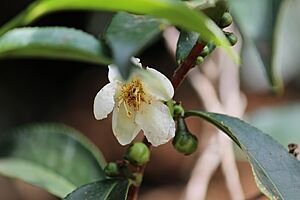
[118,79,147,117]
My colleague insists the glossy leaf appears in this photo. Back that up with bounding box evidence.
[0,0,237,62]
[230,0,282,92]
[176,31,199,63]
[185,111,300,199]
[0,124,106,198]
[104,12,163,78]
[64,179,130,200]
[0,27,111,64]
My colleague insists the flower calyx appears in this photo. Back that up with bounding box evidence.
[167,100,185,119]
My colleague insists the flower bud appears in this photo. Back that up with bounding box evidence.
[125,142,150,166]
[219,12,233,28]
[196,56,204,65]
[173,118,198,155]
[207,42,216,53]
[173,104,185,118]
[104,162,120,177]
[225,32,238,46]
[200,45,209,57]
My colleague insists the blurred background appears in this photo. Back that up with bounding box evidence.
[1,0,300,199]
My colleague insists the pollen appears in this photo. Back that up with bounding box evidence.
[118,79,148,117]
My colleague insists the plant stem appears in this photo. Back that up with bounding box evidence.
[171,42,205,90]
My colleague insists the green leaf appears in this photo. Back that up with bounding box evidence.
[185,111,300,199]
[0,123,106,198]
[176,31,199,63]
[0,0,237,62]
[229,0,282,92]
[104,12,163,78]
[64,179,130,200]
[0,27,111,64]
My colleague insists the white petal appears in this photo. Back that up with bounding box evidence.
[137,67,174,101]
[130,57,143,68]
[112,104,141,145]
[108,58,141,83]
[108,64,122,83]
[136,101,175,146]
[93,83,116,120]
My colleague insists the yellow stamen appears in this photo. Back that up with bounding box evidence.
[123,101,131,117]
[117,78,148,118]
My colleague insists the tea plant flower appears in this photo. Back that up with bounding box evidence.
[94,58,175,146]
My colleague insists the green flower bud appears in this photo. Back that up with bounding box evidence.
[200,45,209,57]
[207,42,216,53]
[225,32,238,46]
[196,56,204,65]
[173,118,198,155]
[173,104,185,118]
[104,162,120,177]
[219,12,233,28]
[173,133,198,155]
[125,142,150,166]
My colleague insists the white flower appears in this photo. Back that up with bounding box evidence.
[94,58,175,146]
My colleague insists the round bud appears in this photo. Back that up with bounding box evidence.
[125,142,150,166]
[200,45,209,57]
[219,12,233,28]
[173,104,185,118]
[207,42,216,53]
[196,56,204,65]
[104,162,120,177]
[225,32,238,46]
[173,133,198,155]
[173,118,198,155]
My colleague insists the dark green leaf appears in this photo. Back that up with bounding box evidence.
[64,179,130,200]
[0,0,237,62]
[185,111,300,199]
[230,0,282,92]
[0,123,106,198]
[105,12,163,78]
[0,27,111,64]
[176,31,199,63]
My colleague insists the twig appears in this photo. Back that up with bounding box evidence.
[167,29,205,90]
